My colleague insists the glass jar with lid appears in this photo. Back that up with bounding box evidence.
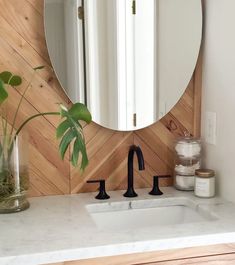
[174,137,201,191]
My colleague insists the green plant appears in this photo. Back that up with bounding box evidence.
[0,67,92,170]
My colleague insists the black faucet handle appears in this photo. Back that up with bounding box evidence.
[149,175,171,196]
[87,179,110,200]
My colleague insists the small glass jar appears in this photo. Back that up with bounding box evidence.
[194,169,215,198]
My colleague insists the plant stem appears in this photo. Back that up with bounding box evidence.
[15,112,60,136]
[10,72,36,136]
[1,111,6,135]
[1,108,9,150]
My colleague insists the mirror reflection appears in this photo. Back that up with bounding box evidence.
[45,0,202,131]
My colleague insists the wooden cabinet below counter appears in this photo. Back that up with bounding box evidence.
[145,253,235,264]
[47,243,235,265]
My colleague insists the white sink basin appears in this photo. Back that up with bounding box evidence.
[86,197,216,230]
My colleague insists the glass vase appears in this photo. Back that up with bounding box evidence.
[0,134,29,213]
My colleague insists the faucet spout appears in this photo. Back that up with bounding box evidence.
[123,145,145,198]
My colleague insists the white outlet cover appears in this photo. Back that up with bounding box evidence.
[205,111,217,145]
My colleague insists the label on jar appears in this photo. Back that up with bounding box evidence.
[195,177,215,198]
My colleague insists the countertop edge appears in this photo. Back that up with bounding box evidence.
[2,233,235,265]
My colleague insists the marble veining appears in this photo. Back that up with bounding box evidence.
[1,188,235,265]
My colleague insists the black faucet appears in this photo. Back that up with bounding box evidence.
[123,145,145,198]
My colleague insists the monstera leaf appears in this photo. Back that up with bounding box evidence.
[57,103,92,170]
[0,68,92,171]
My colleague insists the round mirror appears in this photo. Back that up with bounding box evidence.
[45,0,202,131]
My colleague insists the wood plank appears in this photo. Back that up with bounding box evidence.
[46,243,235,265]
[0,14,68,103]
[193,51,203,138]
[145,253,235,264]
[26,0,44,15]
[0,0,49,62]
[0,36,68,127]
[71,133,133,193]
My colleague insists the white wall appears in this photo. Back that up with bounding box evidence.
[44,0,67,88]
[158,0,202,118]
[202,0,235,202]
[45,0,85,103]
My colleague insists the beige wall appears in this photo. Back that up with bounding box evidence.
[202,0,235,202]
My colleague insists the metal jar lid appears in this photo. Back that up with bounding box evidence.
[195,169,215,178]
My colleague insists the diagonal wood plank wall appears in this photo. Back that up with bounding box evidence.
[0,0,202,197]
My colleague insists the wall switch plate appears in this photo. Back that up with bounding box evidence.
[205,111,217,145]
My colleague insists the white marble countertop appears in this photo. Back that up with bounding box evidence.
[1,187,235,265]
